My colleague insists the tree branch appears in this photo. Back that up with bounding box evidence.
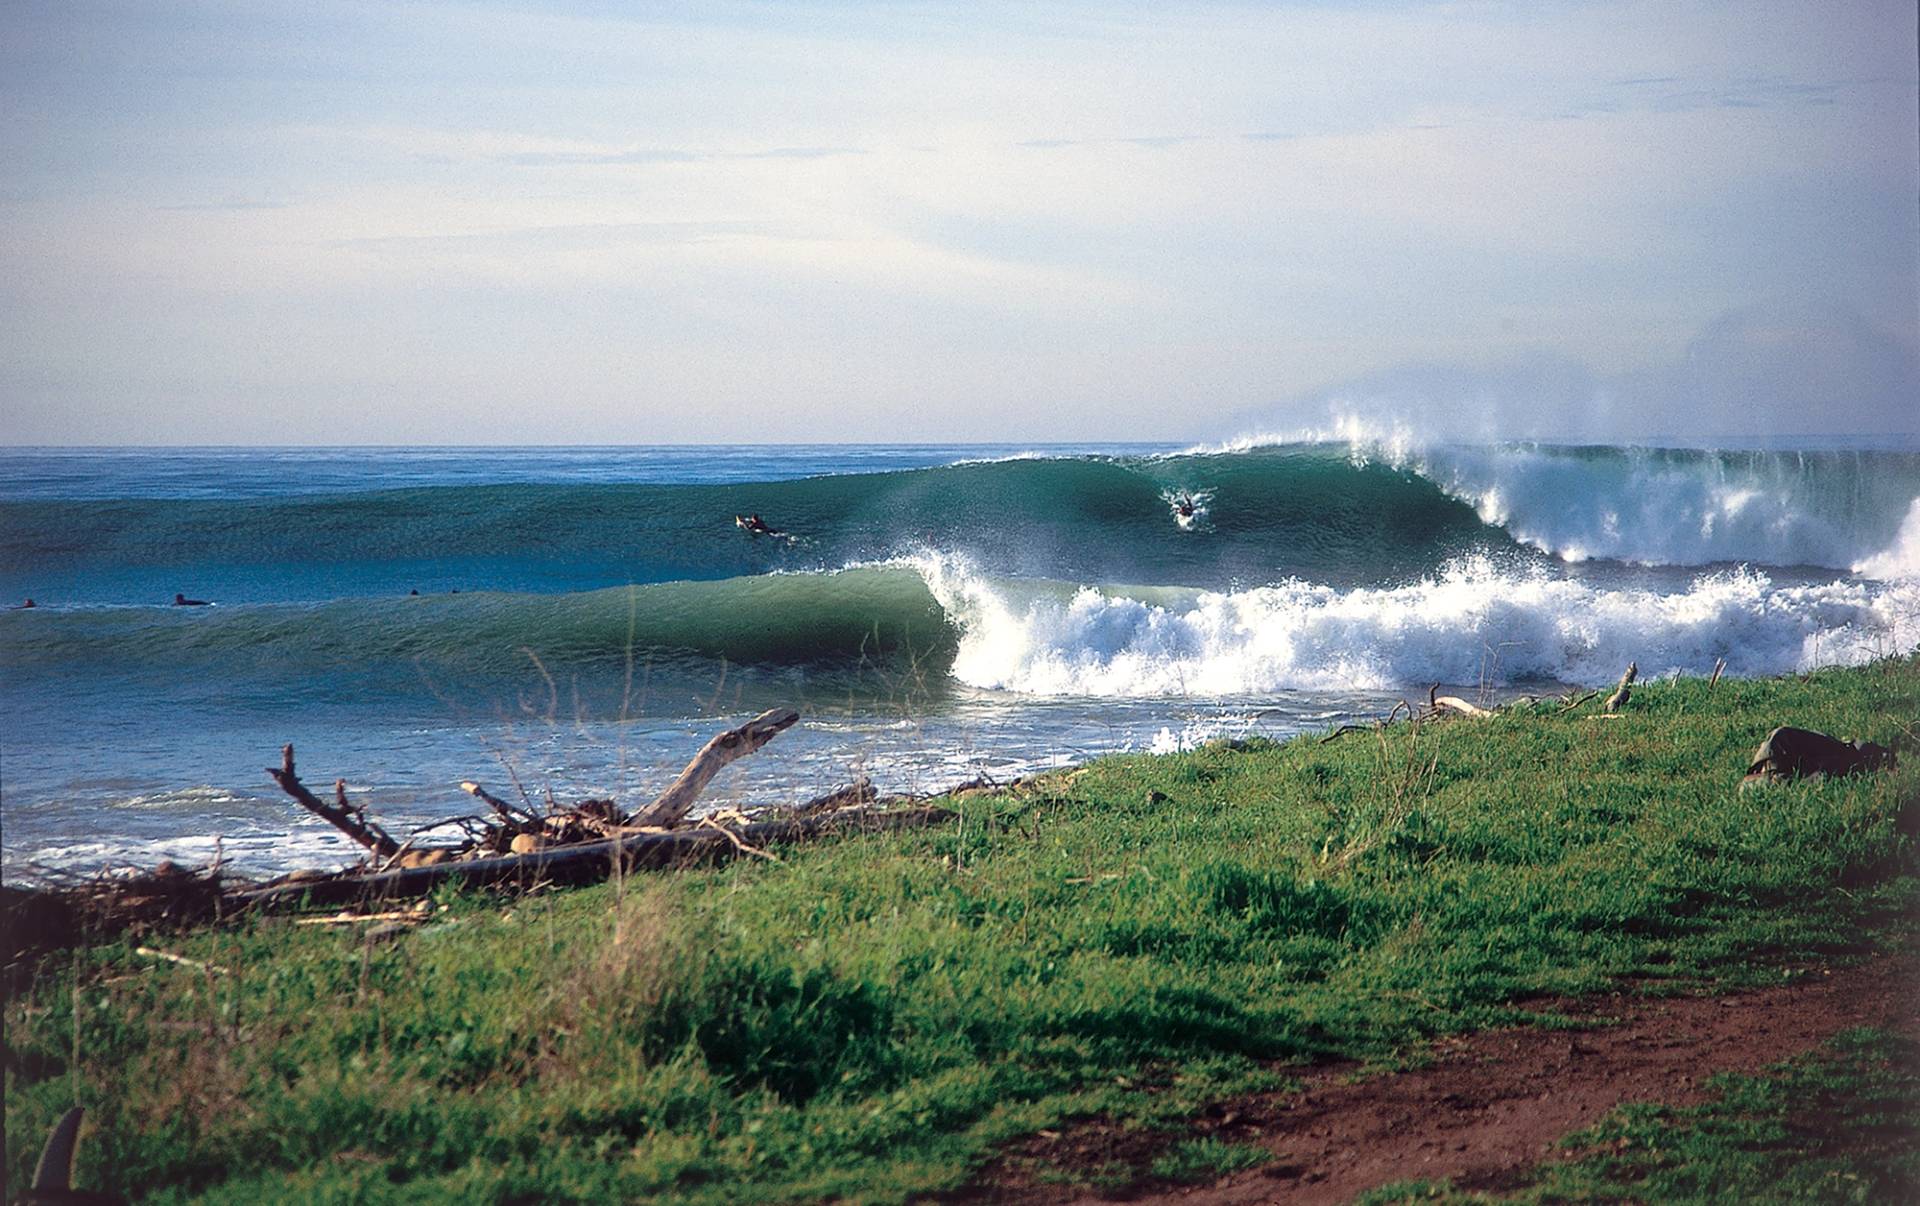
[266,744,402,860]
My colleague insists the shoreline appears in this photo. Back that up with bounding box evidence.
[5,657,1916,1200]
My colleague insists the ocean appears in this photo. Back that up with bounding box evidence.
[4,438,1918,878]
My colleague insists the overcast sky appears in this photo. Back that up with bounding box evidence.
[3,0,1915,445]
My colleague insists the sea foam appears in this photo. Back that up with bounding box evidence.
[916,554,1920,697]
[1193,418,1920,572]
[1854,498,1920,580]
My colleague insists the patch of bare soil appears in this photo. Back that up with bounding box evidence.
[957,957,1916,1204]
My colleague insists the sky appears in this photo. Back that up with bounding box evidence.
[2,0,1915,445]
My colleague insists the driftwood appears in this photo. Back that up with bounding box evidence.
[1427,684,1493,718]
[266,745,401,861]
[461,779,537,830]
[234,805,955,908]
[794,777,878,814]
[625,708,801,829]
[1603,662,1639,714]
[232,707,951,907]
[265,711,802,870]
[135,946,229,974]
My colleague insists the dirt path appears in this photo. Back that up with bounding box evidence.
[967,956,1916,1204]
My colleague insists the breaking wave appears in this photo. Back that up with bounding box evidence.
[918,554,1920,696]
[9,438,1916,610]
[11,554,1914,698]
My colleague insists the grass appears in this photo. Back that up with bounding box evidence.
[4,658,1917,1201]
[1148,1135,1275,1182]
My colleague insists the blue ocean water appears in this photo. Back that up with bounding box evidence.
[3,440,1916,877]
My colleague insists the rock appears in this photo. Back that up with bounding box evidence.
[1741,726,1896,787]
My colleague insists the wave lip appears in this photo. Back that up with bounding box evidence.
[1192,419,1920,572]
[916,554,1920,697]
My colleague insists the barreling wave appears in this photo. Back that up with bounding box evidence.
[0,451,1500,601]
[5,555,1916,702]
[6,441,1917,613]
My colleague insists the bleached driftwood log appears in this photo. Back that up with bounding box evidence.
[1427,684,1493,718]
[624,707,801,829]
[1603,662,1638,714]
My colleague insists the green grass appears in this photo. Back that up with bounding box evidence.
[1148,1135,1275,1182]
[1363,1026,1920,1204]
[5,659,1917,1202]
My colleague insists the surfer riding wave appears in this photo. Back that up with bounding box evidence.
[1161,488,1212,531]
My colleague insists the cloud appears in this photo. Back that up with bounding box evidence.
[322,218,772,249]
[1556,74,1846,121]
[499,149,701,166]
[726,146,865,160]
[154,200,295,212]
[500,145,865,166]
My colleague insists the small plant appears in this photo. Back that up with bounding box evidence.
[1149,1135,1274,1182]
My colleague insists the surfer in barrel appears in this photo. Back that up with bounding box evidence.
[1165,488,1210,531]
[735,513,782,538]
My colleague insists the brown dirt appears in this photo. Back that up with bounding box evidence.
[957,956,1917,1204]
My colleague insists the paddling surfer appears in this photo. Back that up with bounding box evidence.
[173,592,211,606]
[735,513,782,537]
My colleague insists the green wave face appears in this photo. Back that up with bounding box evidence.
[13,443,1915,613]
[0,447,1508,605]
[0,567,959,678]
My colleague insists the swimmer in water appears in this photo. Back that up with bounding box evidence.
[173,593,211,606]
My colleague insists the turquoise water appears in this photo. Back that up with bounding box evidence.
[3,442,1915,876]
